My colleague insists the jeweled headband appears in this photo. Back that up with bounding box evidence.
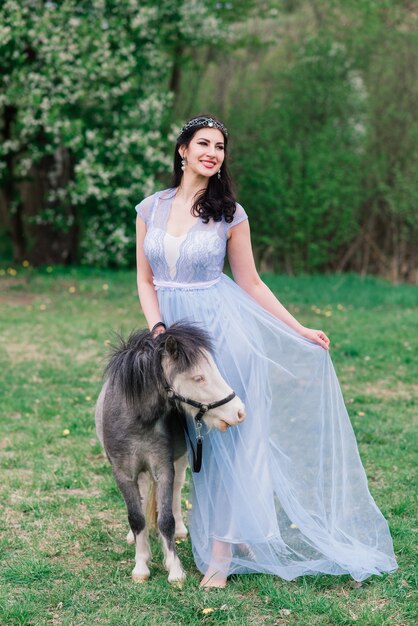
[178,116,228,138]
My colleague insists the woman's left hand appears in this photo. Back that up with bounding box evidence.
[300,327,330,350]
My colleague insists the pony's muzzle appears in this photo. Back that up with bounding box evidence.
[221,400,246,427]
[237,406,246,422]
[217,405,246,432]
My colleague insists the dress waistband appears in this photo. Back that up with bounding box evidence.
[153,277,220,290]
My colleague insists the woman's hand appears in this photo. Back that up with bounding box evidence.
[150,321,167,338]
[152,326,166,338]
[299,327,330,350]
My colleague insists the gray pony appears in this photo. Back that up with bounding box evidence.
[95,322,245,583]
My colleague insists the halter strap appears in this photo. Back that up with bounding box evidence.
[165,385,236,472]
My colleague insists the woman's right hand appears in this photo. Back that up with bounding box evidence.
[152,326,166,338]
[151,321,167,338]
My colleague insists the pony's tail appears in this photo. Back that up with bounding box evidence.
[146,481,157,530]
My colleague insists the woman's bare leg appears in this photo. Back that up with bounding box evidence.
[199,539,232,588]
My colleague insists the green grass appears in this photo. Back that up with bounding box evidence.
[0,265,417,625]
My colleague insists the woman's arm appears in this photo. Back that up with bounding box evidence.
[227,220,330,350]
[136,216,166,336]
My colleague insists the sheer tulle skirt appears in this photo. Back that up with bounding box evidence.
[157,274,397,582]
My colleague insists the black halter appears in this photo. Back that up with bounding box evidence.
[165,385,236,472]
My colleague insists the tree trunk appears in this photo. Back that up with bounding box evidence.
[2,105,26,261]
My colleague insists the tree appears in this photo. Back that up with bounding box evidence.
[0,0,229,265]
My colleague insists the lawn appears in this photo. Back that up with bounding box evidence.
[0,266,416,625]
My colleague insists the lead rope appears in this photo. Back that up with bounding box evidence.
[179,410,204,472]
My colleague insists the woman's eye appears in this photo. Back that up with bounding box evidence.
[198,141,223,149]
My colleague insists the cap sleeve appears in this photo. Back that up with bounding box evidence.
[135,193,156,226]
[225,202,248,233]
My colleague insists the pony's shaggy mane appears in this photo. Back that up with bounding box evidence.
[103,322,213,407]
[156,322,213,373]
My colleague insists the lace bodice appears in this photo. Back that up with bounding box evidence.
[135,188,248,285]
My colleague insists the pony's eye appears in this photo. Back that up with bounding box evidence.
[193,375,205,383]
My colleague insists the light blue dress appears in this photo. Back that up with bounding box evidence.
[135,187,398,582]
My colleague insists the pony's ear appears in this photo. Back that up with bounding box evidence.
[164,335,179,359]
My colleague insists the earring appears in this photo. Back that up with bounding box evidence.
[217,168,221,180]
[181,158,186,171]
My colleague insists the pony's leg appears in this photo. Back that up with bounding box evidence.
[152,466,186,584]
[173,454,188,539]
[132,473,152,581]
[112,469,150,582]
[126,472,151,545]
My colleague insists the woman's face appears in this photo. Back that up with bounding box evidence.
[179,128,225,178]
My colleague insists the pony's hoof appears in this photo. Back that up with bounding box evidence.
[170,579,184,588]
[174,521,188,539]
[175,531,188,540]
[168,569,186,586]
[132,573,149,583]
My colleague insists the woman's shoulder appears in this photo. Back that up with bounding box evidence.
[225,201,248,231]
[220,200,248,235]
[135,188,176,222]
[135,187,175,206]
[157,187,176,199]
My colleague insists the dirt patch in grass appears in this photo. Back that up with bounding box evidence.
[0,293,37,305]
[363,381,418,401]
[74,348,101,364]
[0,278,28,288]
[3,342,44,363]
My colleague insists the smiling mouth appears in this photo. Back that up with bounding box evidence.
[201,161,216,167]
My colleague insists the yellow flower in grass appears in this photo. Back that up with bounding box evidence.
[62,429,70,436]
[68,286,76,294]
[22,260,30,268]
[202,608,215,615]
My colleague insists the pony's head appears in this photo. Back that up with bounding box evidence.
[157,323,246,432]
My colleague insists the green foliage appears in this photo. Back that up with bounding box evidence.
[0,1,231,266]
[175,0,418,279]
[1,0,175,264]
[1,0,417,278]
[228,37,364,272]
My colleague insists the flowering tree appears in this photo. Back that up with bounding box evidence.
[0,0,230,265]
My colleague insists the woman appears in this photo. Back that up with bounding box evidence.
[135,114,397,588]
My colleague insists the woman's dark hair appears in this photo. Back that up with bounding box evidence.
[170,113,237,223]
